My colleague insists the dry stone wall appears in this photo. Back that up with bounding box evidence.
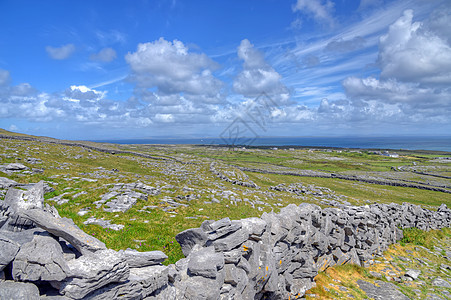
[0,181,450,299]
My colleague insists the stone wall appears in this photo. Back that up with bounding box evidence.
[0,181,450,299]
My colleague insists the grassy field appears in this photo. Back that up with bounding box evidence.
[0,130,450,266]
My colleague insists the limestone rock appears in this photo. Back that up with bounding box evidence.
[357,279,410,300]
[212,228,249,252]
[21,208,106,255]
[176,228,208,257]
[432,277,451,288]
[404,269,421,280]
[4,181,44,211]
[129,265,169,298]
[187,247,224,278]
[0,177,17,189]
[119,249,167,267]
[57,249,129,299]
[0,233,20,271]
[12,233,70,282]
[0,281,40,300]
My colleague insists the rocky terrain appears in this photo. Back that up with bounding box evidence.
[0,129,450,299]
[0,180,450,299]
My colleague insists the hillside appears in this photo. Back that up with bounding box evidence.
[0,129,450,299]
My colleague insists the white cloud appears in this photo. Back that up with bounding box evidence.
[338,8,451,131]
[64,85,106,103]
[8,124,18,131]
[292,0,335,27]
[90,47,117,62]
[378,9,451,84]
[45,44,76,60]
[233,39,290,103]
[154,113,174,123]
[126,38,221,94]
[343,76,450,109]
[125,38,224,109]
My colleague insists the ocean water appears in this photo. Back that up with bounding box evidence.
[94,136,451,152]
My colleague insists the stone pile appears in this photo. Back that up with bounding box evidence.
[0,182,169,300]
[172,202,450,299]
[0,181,450,299]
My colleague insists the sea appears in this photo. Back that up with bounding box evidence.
[93,136,451,152]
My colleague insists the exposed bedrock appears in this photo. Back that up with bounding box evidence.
[0,182,449,299]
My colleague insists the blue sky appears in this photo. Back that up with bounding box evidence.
[0,0,450,140]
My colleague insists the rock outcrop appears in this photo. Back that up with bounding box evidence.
[0,181,450,299]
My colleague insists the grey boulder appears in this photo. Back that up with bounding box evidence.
[0,233,20,271]
[176,228,208,257]
[4,181,44,211]
[12,233,70,282]
[187,247,224,278]
[0,281,40,300]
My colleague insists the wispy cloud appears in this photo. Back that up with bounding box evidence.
[45,44,76,60]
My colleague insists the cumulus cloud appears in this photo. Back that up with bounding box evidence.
[126,38,222,97]
[90,47,117,62]
[378,9,451,84]
[338,8,451,130]
[45,44,76,60]
[63,85,106,107]
[325,36,366,52]
[233,39,290,103]
[0,76,64,122]
[343,77,450,109]
[292,0,335,27]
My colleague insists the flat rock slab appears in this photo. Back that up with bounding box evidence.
[58,249,129,300]
[0,281,40,300]
[119,249,167,267]
[129,265,169,298]
[357,280,410,300]
[83,217,124,231]
[432,277,451,288]
[21,208,106,255]
[0,177,17,189]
